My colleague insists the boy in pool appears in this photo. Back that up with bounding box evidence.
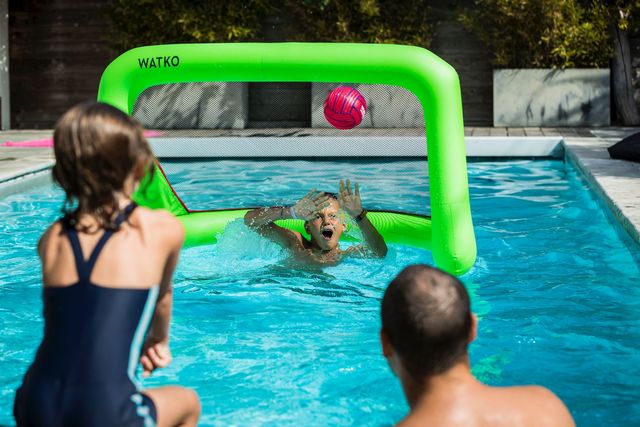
[244,179,387,264]
[14,102,200,427]
[380,264,575,427]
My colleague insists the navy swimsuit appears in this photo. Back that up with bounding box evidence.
[14,203,159,427]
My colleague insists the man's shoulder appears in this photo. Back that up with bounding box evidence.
[503,384,564,403]
[492,385,575,427]
[396,384,574,427]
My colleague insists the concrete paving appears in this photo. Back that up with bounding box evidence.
[0,130,55,197]
[563,131,640,246]
[1,127,639,247]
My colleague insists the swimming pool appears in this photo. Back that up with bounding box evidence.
[1,158,639,426]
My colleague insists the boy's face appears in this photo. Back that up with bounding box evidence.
[305,199,344,250]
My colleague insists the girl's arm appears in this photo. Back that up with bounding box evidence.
[147,238,180,342]
[140,215,184,377]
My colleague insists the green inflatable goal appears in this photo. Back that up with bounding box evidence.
[97,43,476,275]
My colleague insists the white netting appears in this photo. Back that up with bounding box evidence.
[133,82,425,131]
[132,82,430,214]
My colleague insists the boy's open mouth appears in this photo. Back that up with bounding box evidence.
[321,228,334,240]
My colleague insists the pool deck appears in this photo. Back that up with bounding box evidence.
[1,127,639,246]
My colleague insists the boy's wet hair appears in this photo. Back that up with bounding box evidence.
[52,102,154,230]
[381,264,472,378]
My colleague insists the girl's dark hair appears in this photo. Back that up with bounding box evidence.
[52,102,154,230]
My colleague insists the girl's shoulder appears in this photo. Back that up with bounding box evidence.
[37,221,65,257]
[132,207,185,245]
[134,206,179,224]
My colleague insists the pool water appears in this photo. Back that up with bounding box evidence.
[1,159,639,426]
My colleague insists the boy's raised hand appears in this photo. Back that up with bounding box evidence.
[292,189,332,220]
[339,179,363,217]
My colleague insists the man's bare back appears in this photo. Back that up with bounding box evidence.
[397,367,574,427]
[380,265,575,427]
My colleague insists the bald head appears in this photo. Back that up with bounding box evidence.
[381,264,472,379]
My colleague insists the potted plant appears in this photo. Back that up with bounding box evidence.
[459,0,612,127]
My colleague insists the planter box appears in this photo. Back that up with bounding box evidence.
[311,83,424,128]
[132,82,249,129]
[494,69,610,127]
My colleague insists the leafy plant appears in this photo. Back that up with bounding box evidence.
[283,0,433,48]
[459,0,612,68]
[107,0,272,53]
[107,0,433,54]
[613,0,640,32]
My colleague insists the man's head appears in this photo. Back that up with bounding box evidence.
[304,193,344,250]
[381,264,475,381]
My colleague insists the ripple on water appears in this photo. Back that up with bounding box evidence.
[0,159,638,426]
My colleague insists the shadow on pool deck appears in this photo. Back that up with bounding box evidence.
[1,127,639,247]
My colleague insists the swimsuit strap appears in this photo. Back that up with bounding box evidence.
[63,202,138,282]
[62,218,91,282]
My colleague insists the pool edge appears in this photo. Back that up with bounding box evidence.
[0,168,52,199]
[0,136,638,249]
[563,137,640,247]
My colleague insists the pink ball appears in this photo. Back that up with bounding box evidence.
[323,86,367,130]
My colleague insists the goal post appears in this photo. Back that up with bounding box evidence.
[97,43,476,275]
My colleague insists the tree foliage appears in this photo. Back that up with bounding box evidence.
[106,0,433,52]
[459,0,612,68]
[283,0,433,48]
[107,0,272,52]
[612,0,640,31]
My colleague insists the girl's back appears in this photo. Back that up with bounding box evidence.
[13,102,199,427]
[40,205,178,291]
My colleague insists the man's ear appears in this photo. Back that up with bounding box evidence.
[304,222,310,234]
[380,329,394,358]
[381,329,402,379]
[468,313,478,344]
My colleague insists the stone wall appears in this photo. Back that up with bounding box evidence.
[493,69,610,127]
[133,83,249,130]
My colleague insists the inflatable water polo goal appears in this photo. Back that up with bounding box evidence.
[97,43,476,275]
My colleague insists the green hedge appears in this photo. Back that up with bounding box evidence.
[107,0,271,52]
[284,0,432,48]
[107,0,433,53]
[459,0,612,68]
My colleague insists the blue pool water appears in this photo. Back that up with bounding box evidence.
[1,159,639,426]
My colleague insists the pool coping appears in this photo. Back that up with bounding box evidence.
[1,129,639,247]
[146,136,564,158]
[0,167,52,199]
[562,136,640,246]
